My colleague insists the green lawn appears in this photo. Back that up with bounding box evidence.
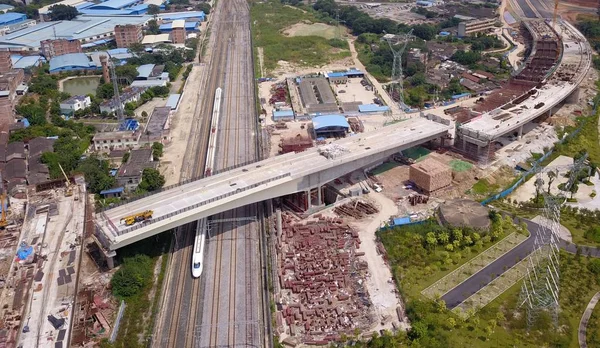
[586,292,600,347]
[362,216,600,347]
[250,1,350,74]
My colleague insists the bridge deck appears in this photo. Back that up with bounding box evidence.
[97,117,449,241]
[459,20,591,141]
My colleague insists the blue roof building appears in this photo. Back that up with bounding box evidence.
[159,21,200,32]
[86,0,143,10]
[312,115,349,138]
[273,109,295,121]
[0,13,26,26]
[11,55,44,69]
[49,53,98,73]
[358,104,391,113]
[160,11,205,21]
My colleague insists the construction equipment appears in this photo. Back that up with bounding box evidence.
[0,194,7,229]
[120,210,154,226]
[58,163,73,197]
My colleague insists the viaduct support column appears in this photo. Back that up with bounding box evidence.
[317,185,322,206]
[518,125,523,140]
[106,250,116,269]
[306,189,312,210]
[276,209,282,238]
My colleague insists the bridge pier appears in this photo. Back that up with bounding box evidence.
[106,250,116,269]
[517,125,523,140]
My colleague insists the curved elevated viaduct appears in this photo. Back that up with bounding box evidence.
[456,19,591,162]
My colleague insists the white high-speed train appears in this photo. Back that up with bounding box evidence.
[191,218,207,278]
[191,87,221,278]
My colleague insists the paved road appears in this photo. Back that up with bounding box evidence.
[442,218,600,309]
[579,292,600,348]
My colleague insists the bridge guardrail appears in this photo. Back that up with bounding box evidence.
[102,159,262,212]
[115,172,292,236]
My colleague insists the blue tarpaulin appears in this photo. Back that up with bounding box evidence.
[16,245,33,261]
[392,217,412,226]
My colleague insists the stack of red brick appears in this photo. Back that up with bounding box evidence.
[277,216,369,344]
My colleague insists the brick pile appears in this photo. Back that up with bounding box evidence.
[277,216,371,344]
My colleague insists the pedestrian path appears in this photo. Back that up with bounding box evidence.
[579,292,600,348]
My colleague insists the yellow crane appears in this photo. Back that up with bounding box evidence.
[120,210,154,226]
[0,194,7,229]
[58,163,73,197]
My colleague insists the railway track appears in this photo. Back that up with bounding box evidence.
[154,0,264,346]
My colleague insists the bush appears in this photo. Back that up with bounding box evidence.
[110,254,154,298]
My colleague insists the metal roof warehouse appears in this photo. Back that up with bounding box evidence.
[0,15,151,51]
[312,115,350,138]
[49,53,98,73]
[0,13,27,26]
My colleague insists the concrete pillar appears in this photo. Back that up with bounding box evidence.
[317,185,322,206]
[306,189,312,209]
[462,138,466,151]
[476,145,481,156]
[517,125,523,140]
[276,209,282,238]
[106,250,117,269]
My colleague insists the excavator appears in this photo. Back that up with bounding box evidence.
[120,210,154,226]
[0,194,7,229]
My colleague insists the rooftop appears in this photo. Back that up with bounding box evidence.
[171,19,185,28]
[49,53,96,71]
[0,15,151,50]
[87,0,141,10]
[11,55,44,69]
[312,115,349,130]
[410,157,449,175]
[159,11,205,21]
[93,131,140,141]
[118,148,156,178]
[0,13,26,26]
[141,34,171,45]
[28,137,55,158]
[145,107,170,135]
[62,95,89,105]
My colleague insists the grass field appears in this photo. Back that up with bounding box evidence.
[250,1,350,74]
[370,161,399,175]
[402,146,430,161]
[450,159,473,172]
[422,232,528,300]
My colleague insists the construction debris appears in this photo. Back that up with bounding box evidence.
[333,200,378,219]
[408,194,429,206]
[319,144,348,160]
[276,217,372,344]
[270,83,289,105]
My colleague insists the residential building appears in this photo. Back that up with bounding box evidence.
[41,39,83,59]
[49,53,98,74]
[458,18,497,37]
[116,148,157,191]
[60,95,92,115]
[27,137,55,185]
[99,87,146,114]
[407,48,427,65]
[136,64,168,81]
[140,107,171,145]
[170,20,186,44]
[92,130,142,152]
[0,51,12,73]
[0,69,25,130]
[114,24,143,48]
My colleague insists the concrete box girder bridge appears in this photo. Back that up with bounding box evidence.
[95,116,451,252]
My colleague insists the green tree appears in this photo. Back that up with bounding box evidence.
[139,168,165,191]
[147,19,161,35]
[152,142,163,160]
[589,259,600,274]
[76,155,115,194]
[110,254,153,298]
[425,232,437,249]
[96,83,115,99]
[437,231,450,245]
[147,4,160,15]
[48,4,79,21]
[115,65,139,83]
[195,2,211,14]
[547,170,557,194]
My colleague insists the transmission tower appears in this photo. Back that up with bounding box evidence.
[385,30,413,115]
[520,154,589,327]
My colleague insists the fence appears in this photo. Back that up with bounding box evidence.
[110,300,126,342]
[116,172,292,235]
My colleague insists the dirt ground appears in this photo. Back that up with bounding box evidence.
[160,64,207,186]
[282,22,343,39]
